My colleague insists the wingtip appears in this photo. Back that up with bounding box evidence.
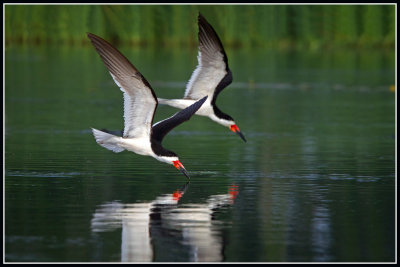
[191,95,208,112]
[200,95,208,103]
[87,32,99,43]
[87,32,94,39]
[195,95,208,108]
[87,32,104,43]
[87,32,106,44]
[198,12,207,24]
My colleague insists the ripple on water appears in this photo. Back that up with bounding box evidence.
[328,173,381,182]
[5,170,82,178]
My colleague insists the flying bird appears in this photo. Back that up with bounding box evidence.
[158,13,246,142]
[87,32,207,179]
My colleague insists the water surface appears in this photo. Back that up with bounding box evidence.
[4,45,396,262]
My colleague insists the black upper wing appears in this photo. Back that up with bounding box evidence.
[151,96,208,144]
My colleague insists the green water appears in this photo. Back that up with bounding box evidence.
[4,45,395,262]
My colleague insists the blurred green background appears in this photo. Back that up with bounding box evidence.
[4,4,396,49]
[4,3,396,262]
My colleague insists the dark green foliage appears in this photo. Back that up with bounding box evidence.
[4,4,395,49]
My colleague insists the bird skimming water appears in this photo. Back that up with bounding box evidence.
[88,33,207,179]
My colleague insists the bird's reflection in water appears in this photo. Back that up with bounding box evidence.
[91,183,238,262]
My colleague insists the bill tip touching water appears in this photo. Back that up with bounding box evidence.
[87,32,208,179]
[87,12,247,180]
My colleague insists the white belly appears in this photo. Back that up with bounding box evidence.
[119,137,154,157]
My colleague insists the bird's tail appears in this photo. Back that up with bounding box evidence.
[157,98,176,105]
[157,98,195,110]
[91,128,124,153]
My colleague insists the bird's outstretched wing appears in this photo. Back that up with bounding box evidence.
[88,33,158,139]
[184,13,232,103]
[151,96,208,143]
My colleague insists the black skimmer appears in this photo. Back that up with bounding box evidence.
[87,33,207,179]
[158,13,246,142]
